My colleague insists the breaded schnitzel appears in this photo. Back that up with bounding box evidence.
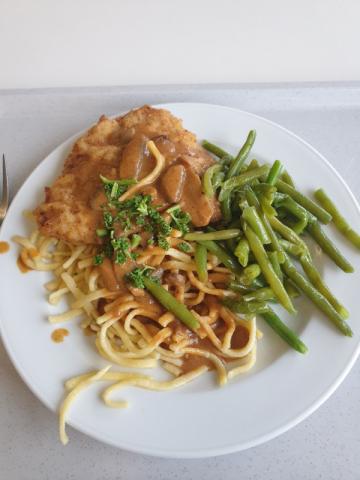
[35,106,220,244]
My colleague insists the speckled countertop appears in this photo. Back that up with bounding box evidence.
[1,83,360,479]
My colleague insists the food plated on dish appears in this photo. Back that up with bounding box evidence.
[10,105,359,445]
[1,102,359,457]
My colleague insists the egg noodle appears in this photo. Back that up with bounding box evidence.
[13,221,259,445]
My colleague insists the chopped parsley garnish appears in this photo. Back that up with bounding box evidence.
[110,182,120,199]
[100,175,136,202]
[93,254,104,265]
[130,234,141,248]
[167,205,191,235]
[127,266,154,289]
[115,249,127,264]
[111,236,137,265]
[178,242,191,253]
[103,212,113,229]
[111,236,130,252]
[136,196,150,215]
[96,228,108,238]
[157,235,170,250]
[93,176,193,265]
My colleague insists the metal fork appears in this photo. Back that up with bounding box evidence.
[0,154,9,224]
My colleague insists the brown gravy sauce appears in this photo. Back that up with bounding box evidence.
[17,255,30,273]
[0,241,9,254]
[16,248,39,273]
[27,247,39,258]
[180,324,250,373]
[51,328,69,343]
[83,326,96,336]
[117,133,215,227]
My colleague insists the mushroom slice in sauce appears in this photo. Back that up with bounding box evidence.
[160,164,186,203]
[153,136,177,166]
[98,258,136,293]
[119,134,150,180]
[179,166,215,227]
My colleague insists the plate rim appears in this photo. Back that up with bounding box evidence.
[1,101,360,458]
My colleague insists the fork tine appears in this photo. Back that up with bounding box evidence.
[1,154,9,213]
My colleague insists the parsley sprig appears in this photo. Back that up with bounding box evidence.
[178,242,191,253]
[100,175,136,202]
[126,266,155,289]
[166,205,191,235]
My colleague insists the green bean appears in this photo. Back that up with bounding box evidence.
[234,238,250,267]
[238,195,249,211]
[224,220,241,252]
[96,228,108,237]
[212,170,225,192]
[276,179,332,224]
[261,308,308,354]
[218,165,268,223]
[223,298,269,315]
[219,165,270,202]
[284,213,308,235]
[244,264,261,278]
[259,194,277,217]
[202,140,232,160]
[100,176,136,187]
[268,251,283,282]
[282,256,353,336]
[143,277,200,331]
[241,277,296,300]
[279,239,304,257]
[276,250,286,263]
[243,287,275,302]
[246,159,260,171]
[198,240,242,275]
[226,238,237,252]
[220,191,232,223]
[185,229,240,242]
[284,278,300,298]
[280,170,295,187]
[307,219,354,273]
[266,160,283,186]
[244,184,260,208]
[253,183,276,201]
[202,164,222,198]
[239,264,261,286]
[276,207,289,220]
[242,206,271,244]
[251,276,267,289]
[244,186,283,252]
[228,280,253,294]
[202,229,235,255]
[314,188,360,249]
[242,221,296,314]
[194,244,208,283]
[268,215,310,256]
[300,254,349,319]
[274,193,308,234]
[227,130,256,179]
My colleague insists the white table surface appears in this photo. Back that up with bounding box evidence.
[0,0,360,89]
[0,83,360,479]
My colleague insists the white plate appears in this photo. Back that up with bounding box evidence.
[1,103,360,458]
